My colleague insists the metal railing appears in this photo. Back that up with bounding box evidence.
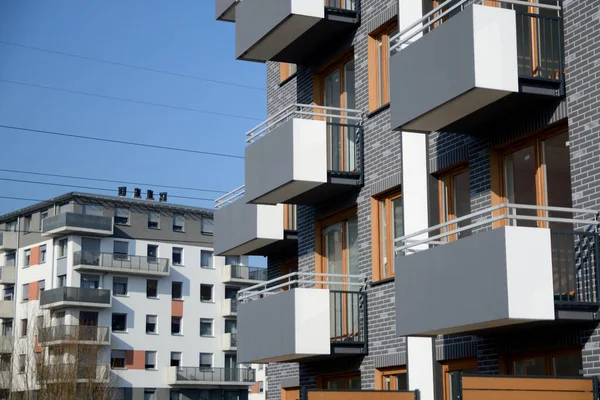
[42,212,113,234]
[73,251,170,274]
[38,325,110,344]
[324,0,357,11]
[40,287,111,307]
[330,290,367,346]
[44,364,110,382]
[215,185,245,209]
[395,203,600,306]
[230,265,268,281]
[227,332,238,347]
[175,367,255,383]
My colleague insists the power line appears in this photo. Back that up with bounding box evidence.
[0,177,215,202]
[0,168,228,194]
[0,196,47,203]
[0,78,263,122]
[0,124,245,160]
[0,40,265,92]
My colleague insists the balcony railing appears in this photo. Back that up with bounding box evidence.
[231,265,268,281]
[43,364,110,382]
[40,287,111,307]
[73,251,170,274]
[38,325,110,345]
[395,203,600,307]
[0,231,17,250]
[0,266,15,284]
[42,212,113,235]
[173,367,255,383]
[390,0,563,84]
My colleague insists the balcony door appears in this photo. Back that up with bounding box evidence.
[81,238,101,265]
[79,311,98,341]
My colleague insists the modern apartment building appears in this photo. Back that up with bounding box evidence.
[0,190,265,400]
[215,0,600,399]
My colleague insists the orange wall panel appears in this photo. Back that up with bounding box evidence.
[172,300,184,317]
[30,247,40,266]
[29,281,39,301]
[126,350,145,370]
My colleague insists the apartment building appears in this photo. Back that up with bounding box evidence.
[215,0,600,399]
[0,190,265,400]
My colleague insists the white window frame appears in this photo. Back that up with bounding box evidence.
[200,284,214,303]
[145,351,157,370]
[200,319,213,337]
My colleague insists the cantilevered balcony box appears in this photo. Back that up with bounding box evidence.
[395,226,555,337]
[238,288,331,363]
[216,0,240,22]
[0,232,17,252]
[215,198,284,256]
[235,0,359,63]
[42,212,113,237]
[390,4,564,134]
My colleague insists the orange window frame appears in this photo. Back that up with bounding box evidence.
[317,371,361,390]
[374,366,407,390]
[280,63,297,83]
[437,164,469,242]
[371,189,402,282]
[368,19,398,112]
[442,358,478,400]
[284,204,297,231]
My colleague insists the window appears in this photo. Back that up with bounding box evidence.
[319,372,361,390]
[148,212,160,229]
[201,217,214,235]
[145,351,157,370]
[200,284,213,302]
[441,359,478,400]
[2,320,13,337]
[144,389,156,400]
[172,282,183,300]
[225,256,241,266]
[114,208,130,225]
[53,311,65,326]
[199,353,212,369]
[111,350,126,369]
[146,315,158,334]
[82,203,102,215]
[147,244,158,261]
[200,250,214,269]
[376,366,407,391]
[505,349,582,377]
[112,313,127,332]
[80,274,99,289]
[173,214,184,232]
[5,252,15,267]
[438,165,471,241]
[24,250,31,267]
[284,204,298,230]
[171,317,182,335]
[58,238,68,258]
[200,319,213,337]
[38,280,45,296]
[225,319,237,335]
[6,220,17,232]
[259,382,264,393]
[0,354,10,371]
[170,391,181,400]
[170,352,182,367]
[3,287,13,301]
[368,20,399,111]
[113,241,129,260]
[316,207,359,283]
[371,189,403,281]
[40,211,48,230]
[258,364,264,371]
[18,354,25,374]
[172,247,183,266]
[280,62,297,83]
[24,216,31,233]
[22,284,29,302]
[58,275,67,288]
[147,279,158,298]
[40,245,47,263]
[20,319,27,337]
[113,277,128,296]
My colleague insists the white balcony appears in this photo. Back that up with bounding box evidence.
[222,298,237,317]
[244,104,363,206]
[394,204,600,337]
[216,0,240,22]
[390,1,563,134]
[237,273,367,364]
[0,266,15,284]
[235,0,359,63]
[0,301,14,319]
[222,333,237,351]
[0,232,17,252]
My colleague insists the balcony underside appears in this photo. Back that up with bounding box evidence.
[72,264,169,277]
[246,229,298,257]
[284,173,361,205]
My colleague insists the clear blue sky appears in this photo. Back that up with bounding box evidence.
[0,0,266,215]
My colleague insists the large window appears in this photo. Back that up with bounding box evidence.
[504,348,581,377]
[368,20,399,111]
[442,358,477,400]
[375,366,407,391]
[371,189,403,281]
[318,371,361,390]
[438,165,471,241]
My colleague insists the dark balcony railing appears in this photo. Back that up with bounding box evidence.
[45,364,110,381]
[175,367,255,383]
[330,291,367,346]
[324,0,357,11]
[38,325,110,344]
[327,123,362,178]
[74,251,170,274]
[42,212,113,234]
[231,266,268,281]
[40,287,111,307]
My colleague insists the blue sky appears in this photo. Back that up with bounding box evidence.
[0,0,265,215]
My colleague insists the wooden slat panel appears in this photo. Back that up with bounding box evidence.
[309,392,415,400]
[463,390,592,400]
[463,377,593,392]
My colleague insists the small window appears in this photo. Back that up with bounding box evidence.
[82,203,103,216]
[172,282,183,300]
[280,62,297,83]
[170,391,181,400]
[146,315,158,334]
[144,388,156,400]
[114,208,130,225]
[80,274,100,289]
[372,189,404,281]
[200,250,214,269]
[113,241,129,260]
[148,212,160,229]
[40,211,48,230]
[40,245,47,263]
[145,352,157,370]
[112,313,127,332]
[23,250,31,267]
[368,20,399,111]
[172,248,183,266]
[113,277,128,296]
[201,217,214,235]
[259,382,264,393]
[38,280,45,296]
[24,216,32,233]
[111,350,126,369]
[200,284,213,302]
[3,287,13,301]
[58,275,67,288]
[199,353,213,369]
[147,245,158,261]
[18,354,25,374]
[6,220,17,232]
[438,166,471,241]
[225,256,241,266]
[58,238,68,258]
[171,317,182,335]
[173,214,184,232]
[200,319,213,337]
[20,319,27,337]
[377,366,408,391]
[170,352,182,367]
[258,364,264,371]
[2,320,13,337]
[5,252,15,267]
[147,279,158,298]
[22,284,29,302]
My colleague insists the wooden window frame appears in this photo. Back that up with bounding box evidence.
[317,370,361,390]
[442,358,478,400]
[371,188,403,282]
[374,366,407,390]
[368,19,398,112]
[490,121,568,229]
[501,347,581,376]
[280,63,297,83]
[437,164,469,242]
[284,204,297,231]
[281,387,300,400]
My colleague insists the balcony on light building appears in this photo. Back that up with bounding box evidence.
[73,251,170,277]
[40,287,111,310]
[167,367,255,387]
[41,212,113,237]
[0,232,17,252]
